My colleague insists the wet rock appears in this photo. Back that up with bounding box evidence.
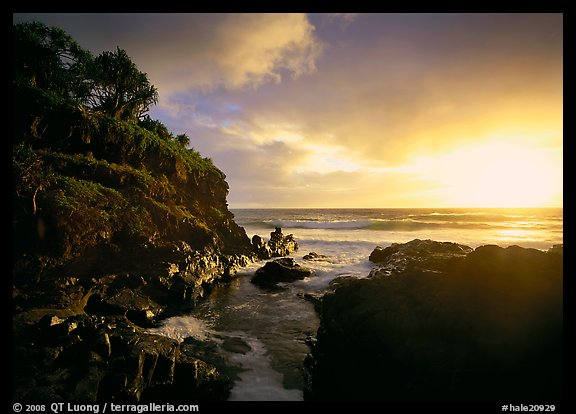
[253,228,299,259]
[251,258,314,287]
[38,315,67,329]
[126,309,158,327]
[14,311,234,401]
[94,332,112,358]
[180,338,242,383]
[72,359,106,400]
[303,293,323,314]
[303,252,329,261]
[268,227,298,257]
[252,234,266,250]
[369,238,472,277]
[306,240,563,401]
[171,351,231,401]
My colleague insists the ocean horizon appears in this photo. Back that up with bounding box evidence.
[231,207,563,251]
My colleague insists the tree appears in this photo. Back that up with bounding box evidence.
[14,23,158,121]
[175,133,190,148]
[13,143,54,215]
[84,47,158,120]
[13,21,93,99]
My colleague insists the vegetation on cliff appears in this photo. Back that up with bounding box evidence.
[13,22,263,401]
[13,21,250,267]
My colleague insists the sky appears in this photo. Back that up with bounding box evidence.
[13,13,563,208]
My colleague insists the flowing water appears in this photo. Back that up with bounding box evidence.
[151,208,563,400]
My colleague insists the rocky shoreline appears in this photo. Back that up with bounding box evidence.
[14,232,564,401]
[13,229,298,401]
[304,239,563,401]
[14,223,564,402]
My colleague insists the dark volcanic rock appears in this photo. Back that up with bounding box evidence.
[13,314,232,401]
[306,240,563,401]
[12,244,258,400]
[251,258,313,287]
[368,238,473,277]
[303,252,329,261]
[268,227,298,257]
[252,227,298,259]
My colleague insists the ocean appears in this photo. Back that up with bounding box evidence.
[151,207,563,400]
[234,207,563,250]
[235,208,563,285]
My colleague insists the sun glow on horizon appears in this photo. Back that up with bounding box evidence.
[407,137,562,208]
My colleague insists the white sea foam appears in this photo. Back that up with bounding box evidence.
[224,334,302,401]
[148,315,213,342]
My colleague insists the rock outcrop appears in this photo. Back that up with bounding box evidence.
[13,314,230,401]
[12,239,257,400]
[305,240,563,401]
[368,238,473,276]
[251,227,298,259]
[251,257,314,287]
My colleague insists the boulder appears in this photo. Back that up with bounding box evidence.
[252,234,272,259]
[368,238,472,277]
[251,258,314,287]
[14,314,232,401]
[303,252,329,261]
[252,228,299,259]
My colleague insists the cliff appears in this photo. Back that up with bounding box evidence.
[12,22,277,400]
[12,97,259,400]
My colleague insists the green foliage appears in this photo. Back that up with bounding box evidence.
[41,151,177,200]
[13,143,50,195]
[139,115,174,141]
[12,21,239,258]
[98,116,223,176]
[175,133,190,148]
[13,143,56,215]
[51,175,121,211]
[45,175,154,241]
[210,206,226,221]
[13,21,93,100]
[13,21,222,177]
[14,22,157,122]
[84,47,158,120]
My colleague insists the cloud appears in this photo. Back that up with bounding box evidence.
[152,15,562,208]
[15,13,562,207]
[212,14,324,89]
[142,13,324,93]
